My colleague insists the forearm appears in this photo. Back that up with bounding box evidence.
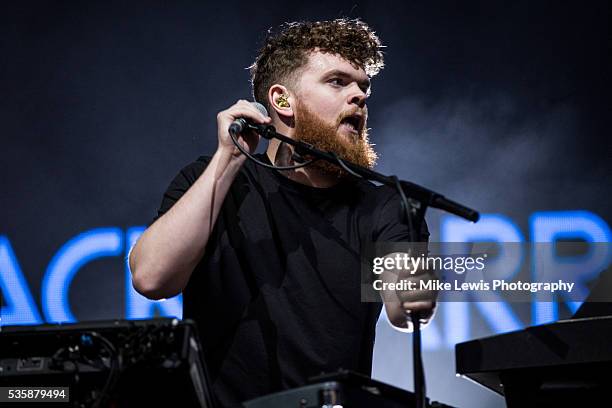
[129,148,245,299]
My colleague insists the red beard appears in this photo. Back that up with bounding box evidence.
[293,102,378,179]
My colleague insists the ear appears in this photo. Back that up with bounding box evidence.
[268,84,294,119]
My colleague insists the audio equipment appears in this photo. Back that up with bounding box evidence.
[0,318,214,407]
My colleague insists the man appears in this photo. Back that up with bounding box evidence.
[129,19,435,407]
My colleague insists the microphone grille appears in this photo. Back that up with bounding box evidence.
[252,102,269,117]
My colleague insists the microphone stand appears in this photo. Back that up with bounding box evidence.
[249,122,480,226]
[242,123,480,408]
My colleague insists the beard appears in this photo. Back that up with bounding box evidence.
[292,102,378,179]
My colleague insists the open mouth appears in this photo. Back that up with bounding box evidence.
[339,114,362,134]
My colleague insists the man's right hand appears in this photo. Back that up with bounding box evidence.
[216,99,271,157]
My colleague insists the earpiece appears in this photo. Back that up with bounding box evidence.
[276,94,290,108]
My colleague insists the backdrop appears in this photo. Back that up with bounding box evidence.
[1,1,611,407]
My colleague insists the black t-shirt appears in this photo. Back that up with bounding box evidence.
[155,154,428,407]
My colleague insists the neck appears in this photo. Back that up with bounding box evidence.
[266,139,342,188]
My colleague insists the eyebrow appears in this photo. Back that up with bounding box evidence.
[324,69,371,90]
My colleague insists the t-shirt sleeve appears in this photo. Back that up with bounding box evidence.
[151,156,211,224]
[373,191,430,243]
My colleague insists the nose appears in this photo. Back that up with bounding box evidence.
[348,84,367,108]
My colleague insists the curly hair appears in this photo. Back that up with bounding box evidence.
[249,18,385,111]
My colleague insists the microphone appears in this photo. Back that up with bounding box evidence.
[229,102,269,135]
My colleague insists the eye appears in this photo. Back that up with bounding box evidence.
[328,78,344,87]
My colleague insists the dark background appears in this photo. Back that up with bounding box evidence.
[1,1,610,407]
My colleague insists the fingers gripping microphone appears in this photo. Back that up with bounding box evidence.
[229,102,269,135]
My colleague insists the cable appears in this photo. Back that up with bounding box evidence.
[330,153,364,179]
[86,331,121,408]
[229,128,316,170]
[392,175,417,243]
